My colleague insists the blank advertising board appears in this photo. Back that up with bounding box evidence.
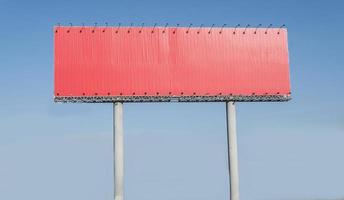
[54,26,291,102]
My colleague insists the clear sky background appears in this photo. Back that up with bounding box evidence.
[0,0,344,200]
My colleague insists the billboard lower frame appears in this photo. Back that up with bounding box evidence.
[54,94,291,103]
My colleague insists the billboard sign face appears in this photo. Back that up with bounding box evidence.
[54,26,291,102]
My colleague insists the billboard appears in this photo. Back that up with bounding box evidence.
[54,25,291,102]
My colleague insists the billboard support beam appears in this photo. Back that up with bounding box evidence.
[226,102,240,200]
[114,102,124,200]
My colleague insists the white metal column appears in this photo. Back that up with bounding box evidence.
[114,102,124,200]
[226,102,240,200]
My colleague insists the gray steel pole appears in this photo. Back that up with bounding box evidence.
[114,102,124,200]
[226,102,240,200]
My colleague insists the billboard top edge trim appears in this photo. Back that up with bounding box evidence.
[53,26,288,32]
[53,24,287,29]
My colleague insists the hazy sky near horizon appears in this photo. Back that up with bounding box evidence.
[0,0,344,200]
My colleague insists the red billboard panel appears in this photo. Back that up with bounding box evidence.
[54,26,291,102]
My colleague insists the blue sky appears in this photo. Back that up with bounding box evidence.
[0,0,344,199]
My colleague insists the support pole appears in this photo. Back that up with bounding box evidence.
[114,102,124,200]
[226,102,240,200]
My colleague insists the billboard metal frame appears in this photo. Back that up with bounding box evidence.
[55,94,290,103]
